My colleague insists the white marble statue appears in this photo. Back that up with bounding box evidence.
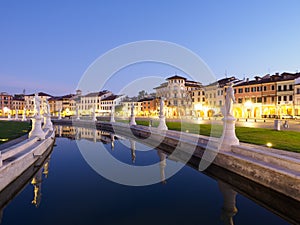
[44,100,50,115]
[224,83,235,117]
[34,93,41,117]
[159,97,165,117]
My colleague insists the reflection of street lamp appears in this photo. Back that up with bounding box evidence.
[244,100,252,118]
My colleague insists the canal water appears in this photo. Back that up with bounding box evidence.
[0,126,294,225]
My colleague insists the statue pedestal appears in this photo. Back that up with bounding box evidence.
[110,114,115,122]
[22,114,27,121]
[29,116,46,140]
[58,113,62,120]
[129,115,136,126]
[43,114,53,131]
[157,116,168,130]
[219,116,239,152]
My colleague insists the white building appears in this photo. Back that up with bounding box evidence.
[78,90,113,115]
[154,75,202,118]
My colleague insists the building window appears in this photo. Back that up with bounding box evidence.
[198,98,200,102]
[283,85,287,91]
[289,84,293,90]
[257,97,262,103]
[297,88,300,94]
[251,87,256,92]
[238,98,243,103]
[251,97,256,103]
[283,96,287,101]
[278,86,282,91]
[238,88,243,93]
[271,85,275,90]
[289,95,293,101]
[278,96,282,101]
[271,96,275,102]
[263,97,267,103]
[263,86,267,91]
[219,100,222,106]
[202,97,205,102]
[245,88,250,93]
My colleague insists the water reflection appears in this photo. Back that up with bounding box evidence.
[0,146,53,224]
[0,126,297,225]
[219,181,238,225]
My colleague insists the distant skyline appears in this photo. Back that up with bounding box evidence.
[1,1,300,96]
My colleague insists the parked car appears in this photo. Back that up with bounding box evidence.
[293,115,300,120]
[281,114,294,119]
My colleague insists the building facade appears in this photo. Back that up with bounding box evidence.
[154,75,202,118]
[0,92,13,116]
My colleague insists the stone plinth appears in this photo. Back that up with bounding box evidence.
[157,116,168,130]
[22,114,27,121]
[219,116,239,151]
[29,117,45,140]
[129,115,136,126]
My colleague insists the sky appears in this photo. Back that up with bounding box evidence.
[0,0,300,96]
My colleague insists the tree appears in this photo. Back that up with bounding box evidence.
[137,90,147,100]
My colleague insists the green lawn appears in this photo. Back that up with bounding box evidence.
[134,120,300,153]
[1,119,299,153]
[0,121,31,144]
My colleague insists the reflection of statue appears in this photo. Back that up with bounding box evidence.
[157,150,167,184]
[110,133,115,149]
[224,83,235,117]
[43,158,51,178]
[218,181,238,225]
[130,140,136,163]
[31,168,43,207]
[34,93,41,117]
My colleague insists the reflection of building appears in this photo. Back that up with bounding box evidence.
[154,75,202,118]
[55,126,115,144]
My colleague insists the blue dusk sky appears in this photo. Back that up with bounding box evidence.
[0,1,300,96]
